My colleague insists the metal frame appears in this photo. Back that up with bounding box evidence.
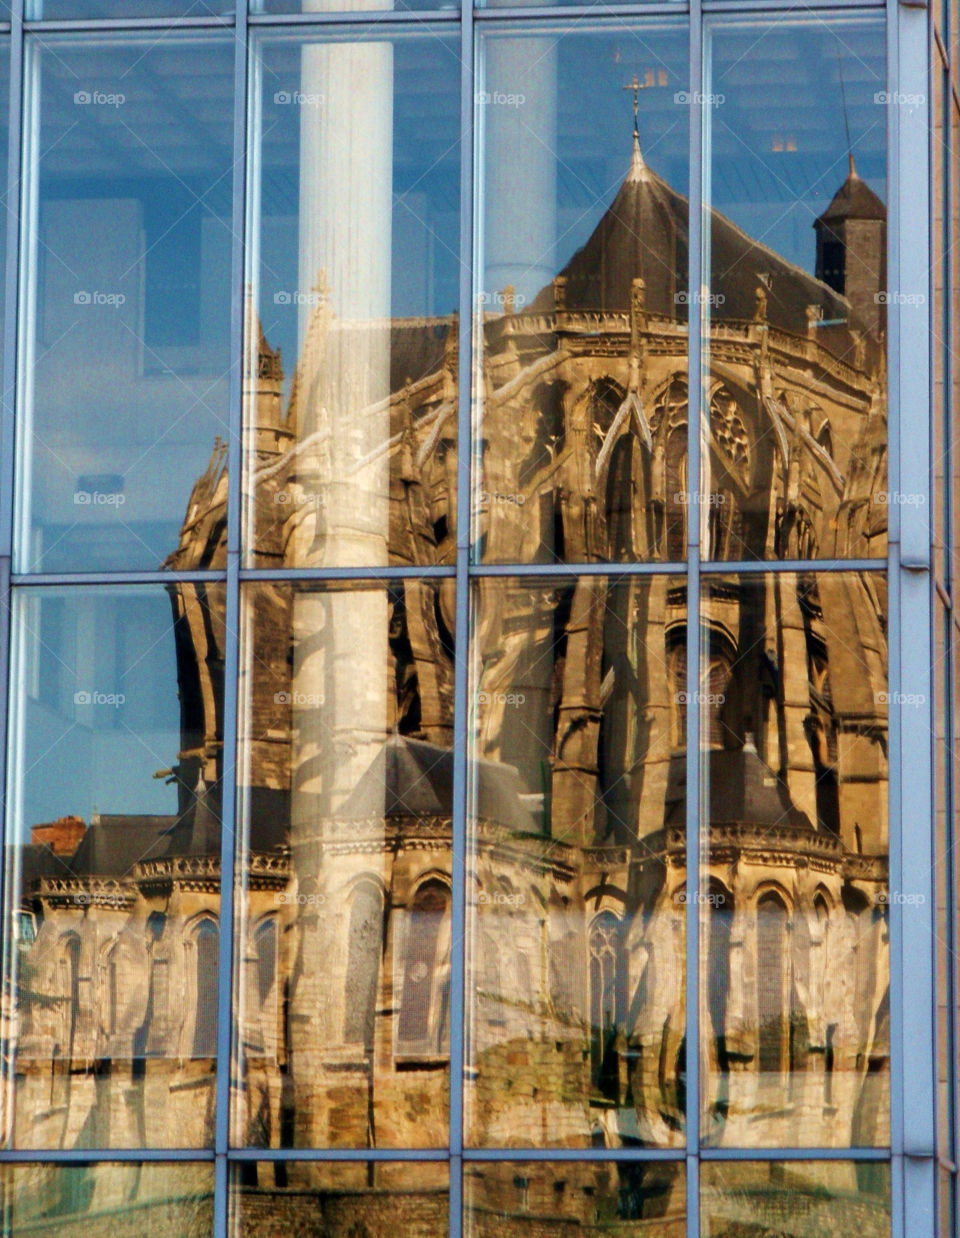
[0,0,937,1233]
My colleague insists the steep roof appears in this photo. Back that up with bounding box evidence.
[68,815,177,877]
[666,741,812,831]
[336,735,538,832]
[531,135,688,319]
[816,160,886,225]
[531,134,860,336]
[18,842,66,892]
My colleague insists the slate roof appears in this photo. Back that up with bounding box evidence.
[530,135,870,337]
[67,815,177,877]
[665,741,812,831]
[336,734,539,833]
[816,163,886,225]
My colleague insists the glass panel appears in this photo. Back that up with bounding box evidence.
[2,584,226,1149]
[17,36,234,573]
[700,1160,890,1236]
[700,572,889,1147]
[466,575,687,1148]
[230,1161,448,1234]
[0,1163,213,1235]
[234,580,454,1148]
[703,20,887,562]
[474,25,690,566]
[28,1,232,15]
[464,1160,686,1234]
[244,32,460,569]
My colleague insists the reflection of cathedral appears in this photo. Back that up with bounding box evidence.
[7,132,890,1234]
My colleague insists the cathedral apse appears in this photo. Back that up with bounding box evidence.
[2,24,892,1238]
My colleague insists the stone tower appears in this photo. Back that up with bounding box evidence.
[814,155,887,337]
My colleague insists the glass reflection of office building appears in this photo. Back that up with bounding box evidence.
[0,6,932,1238]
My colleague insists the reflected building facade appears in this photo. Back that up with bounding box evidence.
[4,109,891,1235]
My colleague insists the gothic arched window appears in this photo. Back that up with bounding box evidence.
[846,889,876,1047]
[756,893,789,1078]
[665,428,687,561]
[192,917,219,1058]
[707,884,733,1073]
[398,881,450,1053]
[107,945,120,1038]
[255,917,277,1010]
[667,638,687,748]
[589,911,624,1097]
[343,881,383,1049]
[549,919,584,1027]
[60,934,81,1058]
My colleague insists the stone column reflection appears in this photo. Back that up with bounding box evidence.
[286,23,394,1146]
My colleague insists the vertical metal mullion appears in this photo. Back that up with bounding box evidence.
[885,5,903,1229]
[448,0,473,1233]
[941,74,957,1220]
[0,0,23,1157]
[685,3,703,1235]
[213,1,249,1232]
[0,0,22,561]
[889,0,935,1233]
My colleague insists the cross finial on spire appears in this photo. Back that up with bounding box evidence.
[623,74,648,179]
[623,74,641,140]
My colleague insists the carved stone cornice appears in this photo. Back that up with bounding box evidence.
[493,310,875,410]
[661,822,887,882]
[37,877,134,911]
[245,851,292,890]
[134,854,221,893]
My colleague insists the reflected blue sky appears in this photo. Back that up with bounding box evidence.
[12,590,195,833]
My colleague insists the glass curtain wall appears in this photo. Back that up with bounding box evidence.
[0,0,937,1234]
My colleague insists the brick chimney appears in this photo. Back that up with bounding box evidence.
[31,815,86,857]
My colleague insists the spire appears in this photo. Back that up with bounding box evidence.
[837,48,856,181]
[623,74,647,181]
[628,128,646,180]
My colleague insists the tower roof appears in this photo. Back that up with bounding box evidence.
[530,141,688,319]
[336,735,538,832]
[665,741,812,831]
[816,158,886,225]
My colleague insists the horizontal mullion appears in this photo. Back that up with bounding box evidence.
[474,3,687,19]
[0,1147,217,1162]
[470,557,886,577]
[22,15,235,31]
[9,570,228,586]
[229,1143,450,1153]
[699,557,887,574]
[248,7,460,23]
[470,559,685,576]
[0,1145,891,1162]
[698,1146,891,1161]
[238,564,457,580]
[5,561,888,584]
[462,1147,686,1161]
[229,1147,450,1161]
[701,0,882,10]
